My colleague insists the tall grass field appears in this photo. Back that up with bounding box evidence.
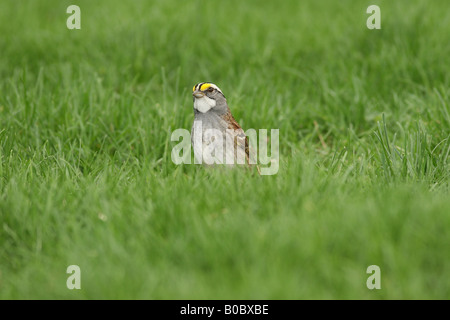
[0,0,449,299]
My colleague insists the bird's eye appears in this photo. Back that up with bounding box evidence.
[207,87,214,92]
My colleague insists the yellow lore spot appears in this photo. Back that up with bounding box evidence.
[200,83,211,91]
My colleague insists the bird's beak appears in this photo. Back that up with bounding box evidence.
[193,90,205,99]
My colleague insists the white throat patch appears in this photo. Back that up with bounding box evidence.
[194,96,216,113]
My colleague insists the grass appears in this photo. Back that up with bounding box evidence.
[0,0,449,299]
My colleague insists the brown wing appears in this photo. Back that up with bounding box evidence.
[221,111,250,162]
[221,111,260,174]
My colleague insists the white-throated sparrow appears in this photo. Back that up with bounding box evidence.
[191,82,257,171]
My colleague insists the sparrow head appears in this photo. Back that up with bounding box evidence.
[192,82,227,113]
[193,82,225,99]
